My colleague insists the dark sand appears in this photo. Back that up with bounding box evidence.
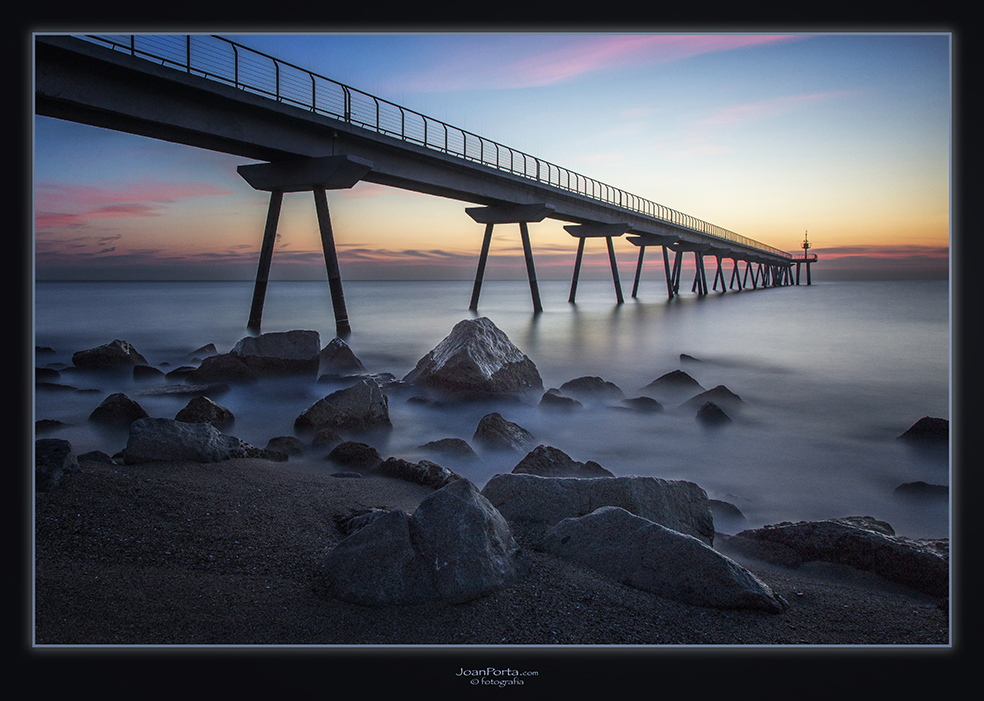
[30,454,963,693]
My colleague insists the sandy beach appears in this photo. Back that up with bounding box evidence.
[34,454,949,647]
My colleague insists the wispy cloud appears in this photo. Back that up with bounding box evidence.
[397,34,805,92]
[698,91,856,126]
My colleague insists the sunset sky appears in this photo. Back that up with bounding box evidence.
[33,31,951,281]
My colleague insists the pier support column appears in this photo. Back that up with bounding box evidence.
[313,188,351,336]
[631,246,645,299]
[466,203,555,313]
[247,190,283,334]
[663,246,675,299]
[671,250,683,296]
[237,155,372,336]
[564,222,629,304]
[470,223,494,310]
[730,259,742,291]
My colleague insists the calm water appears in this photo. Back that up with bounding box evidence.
[33,278,951,539]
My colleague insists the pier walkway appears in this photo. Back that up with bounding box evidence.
[35,34,816,335]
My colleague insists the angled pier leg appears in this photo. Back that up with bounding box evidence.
[632,246,645,298]
[470,222,494,311]
[313,188,351,336]
[519,221,543,313]
[607,236,624,304]
[713,256,725,292]
[663,246,674,299]
[671,250,682,296]
[569,237,585,303]
[247,190,283,334]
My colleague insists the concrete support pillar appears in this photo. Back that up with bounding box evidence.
[519,221,543,313]
[606,236,624,304]
[663,246,675,299]
[247,190,283,334]
[631,245,645,299]
[569,237,585,303]
[470,223,494,311]
[313,188,351,336]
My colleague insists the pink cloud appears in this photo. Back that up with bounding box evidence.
[401,34,804,92]
[699,91,856,126]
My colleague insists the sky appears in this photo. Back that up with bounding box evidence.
[32,31,952,282]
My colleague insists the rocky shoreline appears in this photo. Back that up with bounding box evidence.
[34,318,950,646]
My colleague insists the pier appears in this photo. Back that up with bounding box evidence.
[35,34,816,335]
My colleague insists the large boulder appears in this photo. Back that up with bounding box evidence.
[512,445,614,478]
[539,506,787,613]
[294,379,391,434]
[36,438,80,492]
[472,412,537,453]
[323,478,526,606]
[402,317,543,399]
[88,392,149,427]
[123,417,261,464]
[72,339,148,369]
[481,473,715,545]
[232,330,321,376]
[722,517,949,597]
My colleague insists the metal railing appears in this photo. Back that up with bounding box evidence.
[77,33,792,260]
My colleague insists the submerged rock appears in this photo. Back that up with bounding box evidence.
[538,388,583,411]
[325,441,384,471]
[295,379,391,434]
[72,339,148,369]
[512,445,614,478]
[174,395,235,429]
[897,417,948,445]
[558,376,625,401]
[893,481,948,499]
[186,354,257,384]
[472,413,537,453]
[696,401,731,426]
[88,392,149,427]
[371,457,462,490]
[232,330,321,376]
[402,317,543,399]
[318,337,367,377]
[538,506,787,613]
[680,385,744,414]
[640,370,704,401]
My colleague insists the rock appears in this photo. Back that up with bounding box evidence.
[680,354,702,363]
[325,441,383,471]
[558,376,625,401]
[371,457,462,490]
[231,330,321,376]
[294,379,391,434]
[481,473,715,546]
[36,419,67,434]
[165,366,198,380]
[323,479,526,606]
[616,396,663,413]
[893,481,948,499]
[133,382,231,398]
[709,499,747,535]
[402,317,543,399]
[133,365,164,381]
[88,393,149,427]
[417,438,480,463]
[78,450,116,465]
[36,438,80,491]
[538,506,787,613]
[512,445,614,478]
[680,385,744,414]
[265,436,306,456]
[36,367,60,382]
[898,417,948,444]
[472,412,536,453]
[640,369,704,401]
[72,339,148,369]
[186,343,218,361]
[318,337,367,377]
[538,388,583,410]
[312,427,344,451]
[123,417,262,464]
[724,517,949,597]
[174,396,235,429]
[696,401,732,426]
[186,354,257,384]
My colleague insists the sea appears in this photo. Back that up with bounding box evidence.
[33,277,952,540]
